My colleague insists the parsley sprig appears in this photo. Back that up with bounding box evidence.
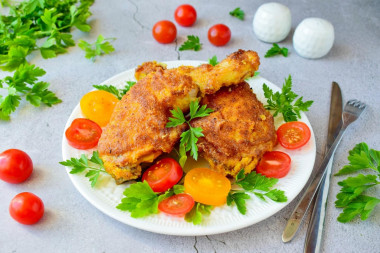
[229,7,245,20]
[263,75,313,122]
[166,100,213,163]
[78,34,115,62]
[208,55,219,66]
[185,203,213,225]
[179,35,202,51]
[93,81,136,100]
[265,43,289,58]
[116,183,184,218]
[60,151,108,187]
[335,143,380,223]
[0,63,61,120]
[227,169,287,214]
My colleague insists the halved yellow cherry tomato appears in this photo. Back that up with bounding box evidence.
[80,90,119,127]
[184,168,231,206]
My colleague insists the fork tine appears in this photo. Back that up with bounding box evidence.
[347,99,357,105]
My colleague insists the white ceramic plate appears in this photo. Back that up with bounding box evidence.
[62,60,316,236]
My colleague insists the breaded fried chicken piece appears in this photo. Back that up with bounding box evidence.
[191,82,276,177]
[98,50,260,183]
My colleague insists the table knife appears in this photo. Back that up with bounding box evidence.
[304,82,343,252]
[282,82,342,243]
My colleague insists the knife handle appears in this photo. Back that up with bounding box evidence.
[304,158,333,253]
[282,127,346,242]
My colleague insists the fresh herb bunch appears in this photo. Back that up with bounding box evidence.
[116,182,184,218]
[0,63,61,119]
[229,7,245,20]
[0,0,94,70]
[179,35,202,51]
[227,169,287,214]
[335,143,380,223]
[93,81,136,100]
[263,75,313,122]
[166,100,213,163]
[265,43,288,58]
[60,151,108,187]
[78,34,115,62]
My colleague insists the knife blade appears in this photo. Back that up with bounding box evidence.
[304,82,343,252]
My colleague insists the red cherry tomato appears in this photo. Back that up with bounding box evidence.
[174,4,197,27]
[208,24,231,46]
[277,121,311,149]
[9,192,44,225]
[158,193,195,216]
[0,149,33,184]
[256,151,291,178]
[65,118,102,150]
[152,20,177,44]
[142,158,183,192]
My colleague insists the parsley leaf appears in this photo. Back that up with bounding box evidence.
[117,182,182,218]
[253,72,260,77]
[263,75,313,122]
[59,151,108,187]
[227,169,287,215]
[0,63,61,120]
[185,202,213,225]
[208,55,219,66]
[179,35,202,51]
[78,34,115,62]
[265,43,289,58]
[335,143,380,223]
[335,142,380,176]
[93,81,136,100]
[166,100,213,162]
[229,7,245,20]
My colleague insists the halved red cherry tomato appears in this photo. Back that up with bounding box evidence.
[184,168,231,206]
[9,192,44,225]
[80,90,119,127]
[174,4,197,27]
[208,24,231,46]
[256,151,291,178]
[152,20,177,44]
[158,193,195,216]
[142,158,183,192]
[277,121,311,149]
[65,118,102,150]
[0,149,33,184]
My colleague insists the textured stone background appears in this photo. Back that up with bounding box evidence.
[0,0,379,252]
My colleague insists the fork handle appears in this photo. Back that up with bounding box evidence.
[282,126,347,243]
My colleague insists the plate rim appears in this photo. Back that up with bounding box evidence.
[61,60,316,236]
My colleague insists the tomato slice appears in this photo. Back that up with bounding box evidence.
[65,118,102,150]
[142,158,183,192]
[9,192,44,225]
[80,90,119,127]
[277,121,311,149]
[158,193,195,216]
[256,151,291,178]
[184,168,231,206]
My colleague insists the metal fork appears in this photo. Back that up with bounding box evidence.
[282,99,367,243]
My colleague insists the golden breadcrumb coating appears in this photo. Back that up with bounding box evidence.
[191,82,276,177]
[98,50,260,183]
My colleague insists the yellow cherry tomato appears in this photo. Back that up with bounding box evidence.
[184,168,231,206]
[80,90,119,127]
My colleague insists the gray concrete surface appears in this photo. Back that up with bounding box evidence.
[0,0,379,252]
